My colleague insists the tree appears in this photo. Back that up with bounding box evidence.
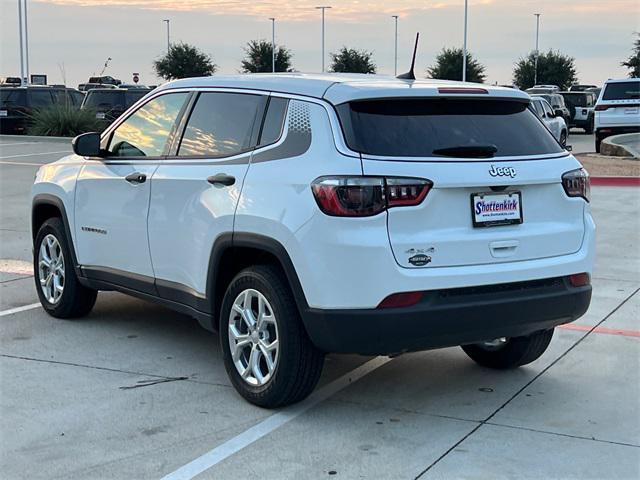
[329,47,376,74]
[622,33,640,78]
[513,50,577,90]
[241,40,293,73]
[427,48,486,83]
[153,42,216,80]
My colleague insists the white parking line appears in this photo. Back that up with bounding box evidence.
[0,161,43,166]
[0,150,71,159]
[0,303,41,317]
[161,355,393,480]
[0,142,38,146]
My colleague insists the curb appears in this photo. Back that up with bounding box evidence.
[591,176,640,187]
[0,134,72,144]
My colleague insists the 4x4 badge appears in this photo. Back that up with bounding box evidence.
[489,165,516,178]
[408,254,431,266]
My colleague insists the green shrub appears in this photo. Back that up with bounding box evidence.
[28,104,102,137]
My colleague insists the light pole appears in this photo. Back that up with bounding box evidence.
[163,19,170,54]
[392,15,398,76]
[17,0,30,86]
[462,0,468,82]
[269,17,276,73]
[315,6,331,72]
[534,13,541,86]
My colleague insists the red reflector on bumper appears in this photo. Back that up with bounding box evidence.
[377,291,424,309]
[568,273,590,287]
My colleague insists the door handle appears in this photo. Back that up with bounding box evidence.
[207,173,236,186]
[125,172,147,184]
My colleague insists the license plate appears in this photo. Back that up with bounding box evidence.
[624,107,639,115]
[0,110,7,117]
[471,191,523,227]
[96,112,106,119]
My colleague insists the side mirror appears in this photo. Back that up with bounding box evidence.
[554,109,564,118]
[72,132,101,157]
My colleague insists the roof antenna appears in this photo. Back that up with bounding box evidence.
[397,32,419,80]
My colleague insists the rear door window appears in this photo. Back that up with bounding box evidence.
[602,82,640,101]
[258,97,288,146]
[177,92,265,157]
[336,98,563,158]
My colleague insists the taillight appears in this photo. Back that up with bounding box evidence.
[594,105,609,111]
[562,168,590,202]
[377,291,424,309]
[568,273,590,287]
[311,176,432,217]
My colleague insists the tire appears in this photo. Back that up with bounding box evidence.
[559,130,567,147]
[585,116,594,135]
[33,217,97,318]
[461,329,554,369]
[220,264,324,408]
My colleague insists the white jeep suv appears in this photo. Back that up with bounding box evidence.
[594,78,640,152]
[31,74,594,408]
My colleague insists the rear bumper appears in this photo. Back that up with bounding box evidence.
[596,126,640,140]
[302,277,591,355]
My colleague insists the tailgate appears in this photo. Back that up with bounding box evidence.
[363,157,586,268]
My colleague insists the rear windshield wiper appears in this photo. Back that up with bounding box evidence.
[432,144,498,158]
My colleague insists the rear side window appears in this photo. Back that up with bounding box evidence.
[0,89,26,106]
[258,97,288,146]
[84,91,125,109]
[177,92,264,157]
[28,90,54,109]
[336,99,563,158]
[602,82,640,100]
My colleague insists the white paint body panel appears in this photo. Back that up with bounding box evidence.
[74,160,157,277]
[148,158,249,294]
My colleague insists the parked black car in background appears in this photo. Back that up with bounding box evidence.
[0,85,84,134]
[80,88,150,130]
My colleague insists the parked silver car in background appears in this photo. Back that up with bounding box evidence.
[529,96,569,146]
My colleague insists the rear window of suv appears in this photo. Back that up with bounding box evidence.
[336,98,564,158]
[84,91,125,109]
[602,82,640,101]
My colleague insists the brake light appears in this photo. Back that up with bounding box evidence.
[377,291,424,309]
[438,87,488,94]
[562,168,590,202]
[594,105,609,111]
[568,273,590,287]
[311,176,432,217]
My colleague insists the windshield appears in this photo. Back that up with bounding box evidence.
[602,82,640,100]
[83,91,125,109]
[336,98,563,158]
[0,89,26,106]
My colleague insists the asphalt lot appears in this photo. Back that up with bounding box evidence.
[1,136,639,480]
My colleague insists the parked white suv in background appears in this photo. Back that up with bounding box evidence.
[529,96,569,146]
[594,78,640,152]
[31,74,594,408]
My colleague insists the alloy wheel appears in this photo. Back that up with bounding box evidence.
[228,288,280,386]
[38,234,65,304]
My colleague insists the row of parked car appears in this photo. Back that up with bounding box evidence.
[525,79,639,152]
[0,82,153,134]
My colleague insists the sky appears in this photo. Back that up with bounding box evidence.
[0,0,637,88]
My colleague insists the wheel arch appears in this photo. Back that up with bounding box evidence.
[206,233,309,332]
[32,194,80,270]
